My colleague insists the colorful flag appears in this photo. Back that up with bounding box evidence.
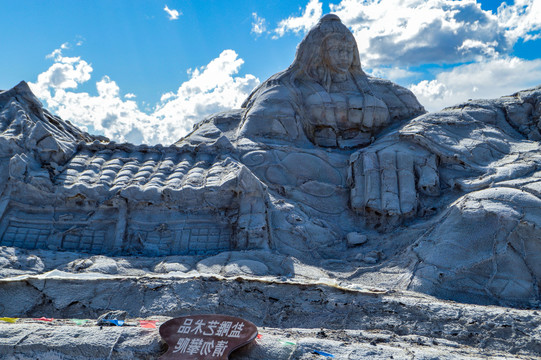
[103,319,124,326]
[0,317,18,323]
[34,317,53,322]
[313,350,334,357]
[280,340,296,346]
[139,320,157,328]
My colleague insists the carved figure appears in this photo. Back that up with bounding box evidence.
[1,14,541,305]
[180,15,541,305]
[238,14,425,148]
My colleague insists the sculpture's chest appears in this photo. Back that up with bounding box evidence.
[302,82,364,128]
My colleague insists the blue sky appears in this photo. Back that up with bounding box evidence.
[1,0,540,144]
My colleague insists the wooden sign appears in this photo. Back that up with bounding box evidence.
[159,314,258,359]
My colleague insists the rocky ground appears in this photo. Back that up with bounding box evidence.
[1,248,540,359]
[2,321,538,359]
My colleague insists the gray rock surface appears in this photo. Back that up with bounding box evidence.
[1,13,541,359]
[1,271,541,359]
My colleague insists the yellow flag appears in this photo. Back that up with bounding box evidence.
[0,317,18,323]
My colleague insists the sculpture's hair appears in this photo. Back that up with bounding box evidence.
[242,14,372,110]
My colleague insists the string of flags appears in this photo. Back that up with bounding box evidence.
[0,317,157,328]
[0,318,335,357]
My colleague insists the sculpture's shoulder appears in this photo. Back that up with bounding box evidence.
[237,74,309,145]
[241,71,295,109]
[366,76,426,121]
[243,81,299,121]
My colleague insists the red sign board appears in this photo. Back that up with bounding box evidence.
[159,314,258,359]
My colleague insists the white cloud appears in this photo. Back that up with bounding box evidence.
[267,0,538,67]
[457,39,499,59]
[409,57,541,112]
[46,43,69,59]
[274,0,323,38]
[153,50,259,139]
[32,50,92,98]
[316,1,541,112]
[251,12,267,35]
[368,66,420,82]
[29,47,259,145]
[329,0,515,67]
[498,0,541,42]
[163,5,181,20]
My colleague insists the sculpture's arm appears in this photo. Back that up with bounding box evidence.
[349,132,439,222]
[350,89,541,225]
[400,95,541,191]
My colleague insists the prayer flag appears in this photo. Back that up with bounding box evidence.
[139,320,157,328]
[280,340,296,346]
[34,317,53,322]
[0,317,18,323]
[103,319,124,326]
[314,350,334,357]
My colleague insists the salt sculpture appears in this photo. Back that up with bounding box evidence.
[1,14,541,305]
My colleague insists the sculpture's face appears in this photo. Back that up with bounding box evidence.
[324,36,354,74]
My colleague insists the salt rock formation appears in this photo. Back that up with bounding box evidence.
[1,14,541,307]
[0,82,269,255]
